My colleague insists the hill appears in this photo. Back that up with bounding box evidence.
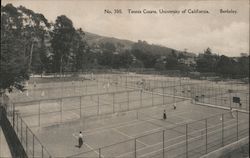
[84,32,196,57]
[84,32,134,50]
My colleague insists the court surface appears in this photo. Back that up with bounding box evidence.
[8,74,249,158]
[28,100,249,158]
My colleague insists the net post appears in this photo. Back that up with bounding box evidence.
[186,124,188,158]
[221,113,224,147]
[236,110,239,140]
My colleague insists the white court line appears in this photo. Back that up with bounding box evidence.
[145,110,195,124]
[112,128,148,146]
[82,109,190,136]
[83,120,142,136]
[112,128,133,139]
[84,142,104,157]
[66,142,103,158]
[83,117,164,137]
[131,127,165,139]
[63,110,80,119]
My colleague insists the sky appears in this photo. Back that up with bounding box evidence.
[2,0,249,56]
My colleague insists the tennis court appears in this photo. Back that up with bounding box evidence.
[6,73,249,158]
[24,101,248,158]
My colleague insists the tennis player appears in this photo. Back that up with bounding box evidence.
[173,103,176,110]
[163,110,167,120]
[73,131,83,148]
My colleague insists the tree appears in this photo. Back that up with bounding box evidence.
[238,56,249,77]
[131,49,157,68]
[17,5,51,73]
[51,15,76,74]
[71,28,88,71]
[196,48,218,73]
[1,4,29,93]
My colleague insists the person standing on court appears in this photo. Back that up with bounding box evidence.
[173,103,176,110]
[163,110,167,120]
[78,131,83,148]
[73,131,83,148]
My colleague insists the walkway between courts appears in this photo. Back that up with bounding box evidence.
[0,126,12,158]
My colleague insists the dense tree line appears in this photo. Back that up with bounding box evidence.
[0,4,249,93]
[196,48,249,78]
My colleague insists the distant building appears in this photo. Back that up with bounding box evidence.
[178,57,196,66]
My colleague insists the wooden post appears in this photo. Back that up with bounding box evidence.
[186,124,188,158]
[80,96,82,118]
[205,119,208,154]
[163,130,165,158]
[113,93,115,113]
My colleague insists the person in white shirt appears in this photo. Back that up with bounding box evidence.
[73,131,83,148]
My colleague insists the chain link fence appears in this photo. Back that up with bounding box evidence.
[67,110,249,158]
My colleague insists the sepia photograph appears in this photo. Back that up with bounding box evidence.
[0,0,249,158]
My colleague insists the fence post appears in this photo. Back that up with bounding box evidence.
[13,103,15,127]
[80,96,82,118]
[38,101,41,127]
[135,138,137,158]
[99,148,101,158]
[229,92,232,109]
[236,110,239,140]
[152,91,154,106]
[60,99,62,123]
[163,87,165,104]
[26,126,28,154]
[33,134,35,158]
[113,93,115,113]
[186,124,188,158]
[163,130,165,158]
[126,75,127,87]
[205,118,208,154]
[21,118,23,144]
[42,145,44,158]
[222,114,224,147]
[85,82,87,94]
[140,90,142,108]
[98,95,100,115]
[127,91,130,110]
[16,113,19,133]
